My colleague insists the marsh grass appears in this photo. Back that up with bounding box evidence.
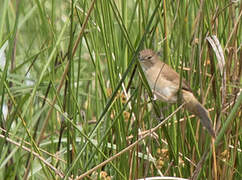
[0,0,241,179]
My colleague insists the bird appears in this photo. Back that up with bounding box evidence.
[138,49,216,138]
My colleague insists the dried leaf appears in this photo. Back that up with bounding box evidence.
[206,35,225,76]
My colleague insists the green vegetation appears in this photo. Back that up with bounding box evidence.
[0,0,241,179]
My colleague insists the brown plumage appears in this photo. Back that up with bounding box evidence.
[139,49,216,138]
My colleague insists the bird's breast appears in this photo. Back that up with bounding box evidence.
[143,66,178,103]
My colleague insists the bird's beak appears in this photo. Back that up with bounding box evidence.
[138,55,144,62]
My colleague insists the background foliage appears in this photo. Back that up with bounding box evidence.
[0,0,241,179]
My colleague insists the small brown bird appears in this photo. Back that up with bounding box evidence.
[139,49,216,138]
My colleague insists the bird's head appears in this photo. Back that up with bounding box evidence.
[138,49,159,69]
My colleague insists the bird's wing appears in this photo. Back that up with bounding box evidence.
[160,63,193,92]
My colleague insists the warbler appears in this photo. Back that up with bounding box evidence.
[139,49,216,138]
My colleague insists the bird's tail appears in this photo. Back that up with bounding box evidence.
[183,91,216,138]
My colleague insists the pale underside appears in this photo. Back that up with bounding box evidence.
[141,63,194,103]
